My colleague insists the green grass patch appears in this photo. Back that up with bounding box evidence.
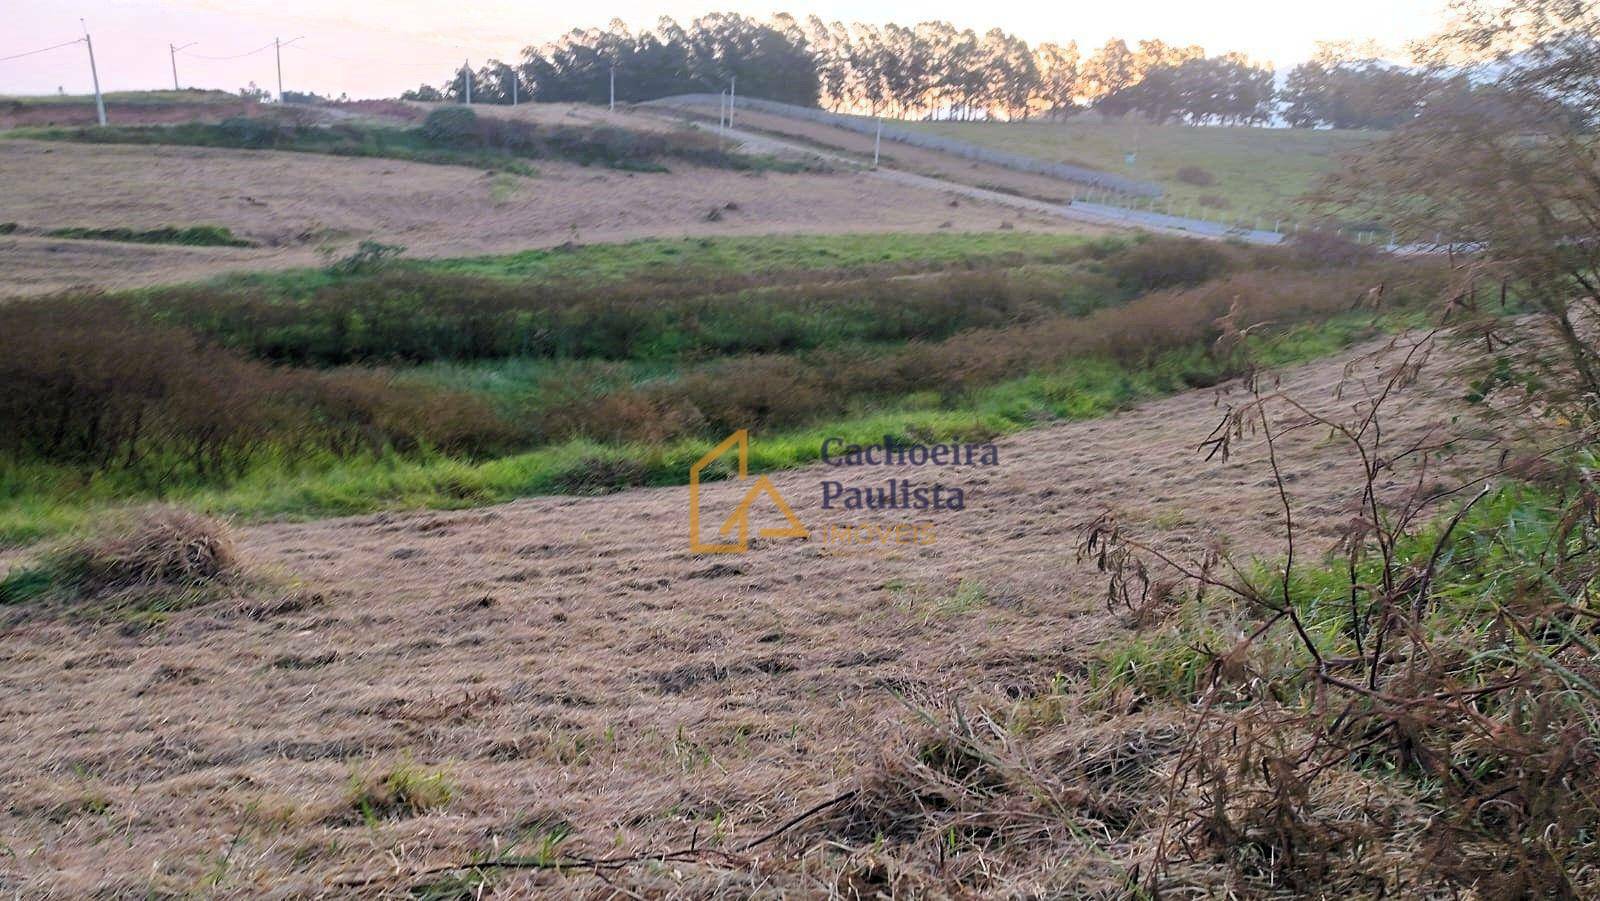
[902,119,1377,225]
[344,761,454,825]
[1088,481,1582,706]
[45,225,252,247]
[193,231,1117,300]
[423,231,1119,283]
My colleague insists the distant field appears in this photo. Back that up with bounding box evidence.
[902,120,1379,225]
[0,89,241,106]
[0,137,1074,294]
[0,89,262,129]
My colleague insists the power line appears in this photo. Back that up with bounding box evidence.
[283,43,444,70]
[0,37,84,63]
[180,41,275,61]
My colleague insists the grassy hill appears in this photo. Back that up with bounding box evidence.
[902,119,1378,225]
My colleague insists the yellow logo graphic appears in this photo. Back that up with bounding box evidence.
[689,430,809,553]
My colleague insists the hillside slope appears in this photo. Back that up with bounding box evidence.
[0,332,1494,895]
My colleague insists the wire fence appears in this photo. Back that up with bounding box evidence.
[644,93,1442,250]
[647,93,1166,198]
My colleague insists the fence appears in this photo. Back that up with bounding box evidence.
[646,93,1457,252]
[646,93,1166,198]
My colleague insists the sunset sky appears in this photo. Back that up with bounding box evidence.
[5,0,1451,99]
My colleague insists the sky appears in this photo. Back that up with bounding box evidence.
[4,0,1453,99]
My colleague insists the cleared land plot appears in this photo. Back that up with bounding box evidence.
[0,334,1490,896]
[904,119,1378,224]
[0,139,1085,294]
[645,103,1116,204]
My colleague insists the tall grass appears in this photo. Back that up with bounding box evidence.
[135,264,1125,366]
[0,297,511,485]
[0,236,1446,544]
[0,308,1418,545]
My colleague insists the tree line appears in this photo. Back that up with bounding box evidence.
[400,14,1482,129]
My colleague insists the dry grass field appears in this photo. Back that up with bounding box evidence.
[0,333,1490,896]
[0,138,1081,294]
[3,76,1594,898]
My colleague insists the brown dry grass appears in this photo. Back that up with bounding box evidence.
[0,334,1496,896]
[0,138,1087,295]
[54,506,237,593]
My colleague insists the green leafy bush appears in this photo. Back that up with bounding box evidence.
[418,106,480,147]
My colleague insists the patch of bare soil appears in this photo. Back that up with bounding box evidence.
[0,335,1498,895]
[0,139,1085,295]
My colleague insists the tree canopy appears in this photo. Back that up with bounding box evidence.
[400,12,1524,130]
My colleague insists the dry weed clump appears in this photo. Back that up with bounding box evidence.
[60,505,237,591]
[778,701,1193,896]
[1077,327,1600,896]
[0,505,238,607]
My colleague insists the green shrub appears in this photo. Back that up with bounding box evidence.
[418,106,480,147]
[215,115,292,148]
[1104,237,1233,294]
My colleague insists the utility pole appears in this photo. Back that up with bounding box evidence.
[273,37,302,103]
[81,21,106,126]
[718,90,728,151]
[609,65,616,112]
[873,116,882,168]
[169,42,195,91]
[728,75,735,128]
[511,69,517,106]
[462,59,471,104]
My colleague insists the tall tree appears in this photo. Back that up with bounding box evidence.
[1032,41,1080,119]
[1083,39,1139,103]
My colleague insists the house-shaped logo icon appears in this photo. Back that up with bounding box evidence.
[688,430,809,553]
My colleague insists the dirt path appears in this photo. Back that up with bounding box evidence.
[0,335,1495,895]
